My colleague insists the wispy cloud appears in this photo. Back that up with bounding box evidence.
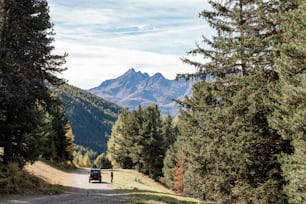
[48,0,212,89]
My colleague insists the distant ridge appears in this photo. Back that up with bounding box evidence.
[58,84,122,153]
[89,68,195,116]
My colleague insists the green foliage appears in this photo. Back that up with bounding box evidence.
[161,113,179,152]
[162,146,176,189]
[107,104,178,180]
[107,108,134,168]
[94,153,112,169]
[167,0,300,203]
[57,84,122,153]
[43,93,75,163]
[73,144,97,168]
[269,0,306,202]
[64,122,74,162]
[180,0,279,80]
[176,70,287,203]
[0,0,67,166]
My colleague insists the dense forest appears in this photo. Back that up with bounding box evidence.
[107,105,178,179]
[73,144,111,169]
[56,84,122,153]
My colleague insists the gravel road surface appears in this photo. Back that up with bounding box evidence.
[0,165,127,204]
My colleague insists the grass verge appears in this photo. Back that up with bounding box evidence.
[104,169,209,204]
[0,162,68,196]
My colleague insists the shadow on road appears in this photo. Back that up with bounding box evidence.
[104,188,207,204]
[0,187,128,204]
[89,181,108,184]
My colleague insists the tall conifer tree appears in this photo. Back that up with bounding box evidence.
[141,104,164,179]
[107,108,133,168]
[0,0,66,164]
[174,0,291,202]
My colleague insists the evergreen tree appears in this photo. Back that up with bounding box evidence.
[174,0,292,202]
[107,108,133,168]
[141,104,164,179]
[0,0,66,165]
[269,0,306,202]
[161,113,178,151]
[127,106,145,172]
[163,145,176,189]
[163,128,186,192]
[48,94,74,162]
[162,114,180,189]
[107,104,171,180]
[180,0,279,80]
[22,106,55,163]
[178,81,231,201]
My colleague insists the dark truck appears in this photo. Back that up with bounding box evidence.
[89,168,102,183]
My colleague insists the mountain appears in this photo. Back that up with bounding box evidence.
[89,68,195,116]
[57,84,122,153]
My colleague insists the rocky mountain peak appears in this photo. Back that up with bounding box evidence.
[89,68,195,116]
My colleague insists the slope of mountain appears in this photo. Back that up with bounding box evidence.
[89,68,195,116]
[57,84,122,153]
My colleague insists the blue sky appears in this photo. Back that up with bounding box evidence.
[48,0,211,89]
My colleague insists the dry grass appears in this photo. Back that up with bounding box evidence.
[105,169,172,193]
[0,162,67,195]
[106,169,206,204]
[25,161,72,186]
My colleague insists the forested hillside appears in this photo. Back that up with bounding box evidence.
[56,84,122,153]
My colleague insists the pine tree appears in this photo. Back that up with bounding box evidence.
[179,81,233,201]
[180,0,278,80]
[107,108,133,168]
[107,104,169,179]
[22,107,55,163]
[163,145,176,189]
[174,0,291,202]
[0,0,66,165]
[269,0,306,202]
[162,114,180,189]
[161,113,178,151]
[127,107,145,172]
[141,104,164,179]
[49,92,74,163]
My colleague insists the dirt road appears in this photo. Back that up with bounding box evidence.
[0,162,127,204]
